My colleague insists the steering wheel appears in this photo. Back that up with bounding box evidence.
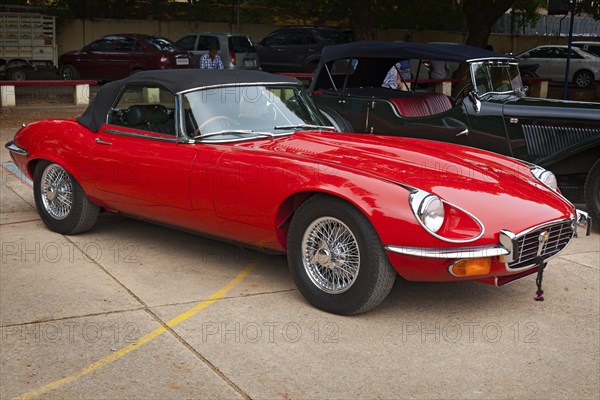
[454,83,473,104]
[198,116,240,133]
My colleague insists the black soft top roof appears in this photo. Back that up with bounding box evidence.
[309,41,515,92]
[77,69,301,132]
[318,41,512,64]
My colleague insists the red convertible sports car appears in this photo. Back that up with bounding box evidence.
[6,69,591,315]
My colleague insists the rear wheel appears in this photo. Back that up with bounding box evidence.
[34,161,99,234]
[584,159,600,226]
[573,70,593,88]
[287,195,397,315]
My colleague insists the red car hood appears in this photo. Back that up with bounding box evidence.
[254,131,575,231]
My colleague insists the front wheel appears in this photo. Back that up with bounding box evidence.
[287,195,397,315]
[584,159,600,226]
[7,67,27,81]
[34,161,99,234]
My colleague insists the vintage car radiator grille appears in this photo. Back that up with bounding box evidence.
[522,125,600,157]
[508,221,574,270]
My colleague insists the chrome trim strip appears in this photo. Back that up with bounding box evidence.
[178,81,304,95]
[499,230,518,263]
[5,141,28,156]
[101,129,177,143]
[384,244,509,259]
[509,218,575,239]
[197,132,293,144]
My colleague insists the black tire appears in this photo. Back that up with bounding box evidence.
[287,194,397,315]
[318,105,353,132]
[584,159,600,226]
[59,64,79,80]
[573,70,594,88]
[7,67,27,81]
[34,161,99,234]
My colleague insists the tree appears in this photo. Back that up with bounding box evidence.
[459,0,517,48]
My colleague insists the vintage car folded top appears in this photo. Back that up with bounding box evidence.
[6,69,591,315]
[309,41,600,226]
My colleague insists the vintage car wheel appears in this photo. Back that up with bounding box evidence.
[287,195,397,315]
[318,105,353,132]
[584,159,600,225]
[59,64,80,80]
[34,161,99,234]
[573,70,594,88]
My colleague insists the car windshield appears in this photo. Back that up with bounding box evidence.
[183,85,329,140]
[471,61,525,96]
[146,37,179,51]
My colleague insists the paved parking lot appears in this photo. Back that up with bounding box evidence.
[1,107,599,399]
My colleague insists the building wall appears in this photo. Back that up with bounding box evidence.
[56,18,579,57]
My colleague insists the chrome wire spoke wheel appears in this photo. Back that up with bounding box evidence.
[40,164,73,220]
[301,216,360,294]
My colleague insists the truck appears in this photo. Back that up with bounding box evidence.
[0,12,57,80]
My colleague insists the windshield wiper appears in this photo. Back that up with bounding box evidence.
[274,124,336,131]
[195,130,275,140]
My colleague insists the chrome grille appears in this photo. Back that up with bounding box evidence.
[508,221,574,270]
[522,125,600,157]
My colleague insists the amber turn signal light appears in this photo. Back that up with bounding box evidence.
[450,258,492,277]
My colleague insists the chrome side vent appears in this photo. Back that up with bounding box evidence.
[522,125,600,157]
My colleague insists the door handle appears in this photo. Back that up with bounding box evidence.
[456,129,469,137]
[95,138,112,145]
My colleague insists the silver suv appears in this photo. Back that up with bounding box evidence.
[175,32,260,70]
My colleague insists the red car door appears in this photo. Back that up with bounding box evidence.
[90,121,197,223]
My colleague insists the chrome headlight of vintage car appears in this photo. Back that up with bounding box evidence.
[409,190,445,233]
[531,166,558,191]
[408,188,484,243]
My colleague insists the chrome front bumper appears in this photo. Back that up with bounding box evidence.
[385,210,591,263]
[5,141,28,156]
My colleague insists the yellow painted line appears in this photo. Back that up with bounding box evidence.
[14,260,258,400]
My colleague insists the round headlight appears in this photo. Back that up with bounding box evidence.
[532,167,558,191]
[540,170,558,191]
[418,195,445,233]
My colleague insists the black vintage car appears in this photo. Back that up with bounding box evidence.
[309,41,600,224]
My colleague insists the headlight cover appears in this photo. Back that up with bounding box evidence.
[531,166,558,191]
[410,190,445,233]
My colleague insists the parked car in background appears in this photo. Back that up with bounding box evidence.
[309,41,600,223]
[572,41,600,57]
[175,32,259,69]
[256,26,353,72]
[516,45,600,88]
[58,33,193,81]
[5,69,590,315]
